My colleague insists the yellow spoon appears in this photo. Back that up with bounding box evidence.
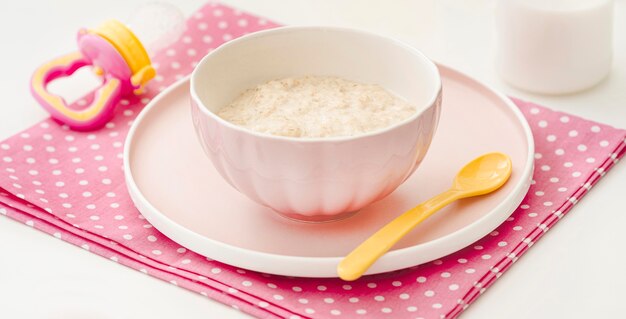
[337,152,513,281]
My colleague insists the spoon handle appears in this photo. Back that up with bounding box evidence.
[337,189,461,281]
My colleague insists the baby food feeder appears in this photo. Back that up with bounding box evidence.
[31,3,185,131]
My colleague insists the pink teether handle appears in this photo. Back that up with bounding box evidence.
[30,51,122,131]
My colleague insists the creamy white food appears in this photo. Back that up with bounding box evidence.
[217,76,416,138]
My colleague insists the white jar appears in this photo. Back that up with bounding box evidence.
[495,0,613,94]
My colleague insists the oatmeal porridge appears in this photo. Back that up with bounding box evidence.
[217,76,416,138]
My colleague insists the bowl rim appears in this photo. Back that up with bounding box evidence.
[190,25,442,143]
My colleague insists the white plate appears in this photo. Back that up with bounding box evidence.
[124,65,534,277]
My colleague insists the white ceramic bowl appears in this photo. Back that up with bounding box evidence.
[190,26,442,222]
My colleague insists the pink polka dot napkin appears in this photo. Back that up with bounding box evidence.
[1,3,625,319]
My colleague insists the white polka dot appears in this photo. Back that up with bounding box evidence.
[558,187,568,192]
[147,235,157,242]
[349,297,359,303]
[223,34,233,41]
[538,120,547,128]
[482,254,492,259]
[407,306,418,312]
[356,309,367,315]
[367,282,377,288]
[560,116,570,123]
[458,258,468,264]
[292,286,302,292]
[466,268,476,274]
[3,156,12,163]
[432,303,442,309]
[535,191,544,196]
[591,125,601,133]
[577,144,588,152]
[572,171,582,177]
[177,248,187,253]
[555,148,565,155]
[564,162,574,168]
[211,267,221,274]
[399,293,410,300]
[374,295,385,301]
[218,21,228,29]
[546,135,557,142]
[242,280,252,287]
[528,212,538,217]
[123,234,133,240]
[304,309,315,314]
[498,241,508,247]
[416,276,427,283]
[82,191,92,197]
[550,177,559,183]
[530,108,540,114]
[89,215,99,220]
[586,157,596,163]
[317,285,327,291]
[152,250,162,255]
[392,280,402,287]
[449,284,459,291]
[238,19,248,27]
[424,290,435,297]
[181,259,191,264]
[441,272,451,278]
[298,298,308,304]
[258,301,269,308]
[86,204,96,210]
[342,284,352,290]
[541,165,550,171]
[544,201,553,206]
[202,35,213,43]
[324,298,334,303]
[568,130,578,137]
[381,308,392,313]
[600,140,609,147]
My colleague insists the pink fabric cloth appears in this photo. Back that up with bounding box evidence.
[1,3,625,319]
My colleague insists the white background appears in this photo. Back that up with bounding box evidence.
[1,1,625,318]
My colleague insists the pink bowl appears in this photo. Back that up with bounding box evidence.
[190,26,442,222]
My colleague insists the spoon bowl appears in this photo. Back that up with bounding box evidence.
[453,152,512,197]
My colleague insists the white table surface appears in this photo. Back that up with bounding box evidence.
[1,1,625,318]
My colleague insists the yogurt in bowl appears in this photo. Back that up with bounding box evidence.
[190,26,442,222]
